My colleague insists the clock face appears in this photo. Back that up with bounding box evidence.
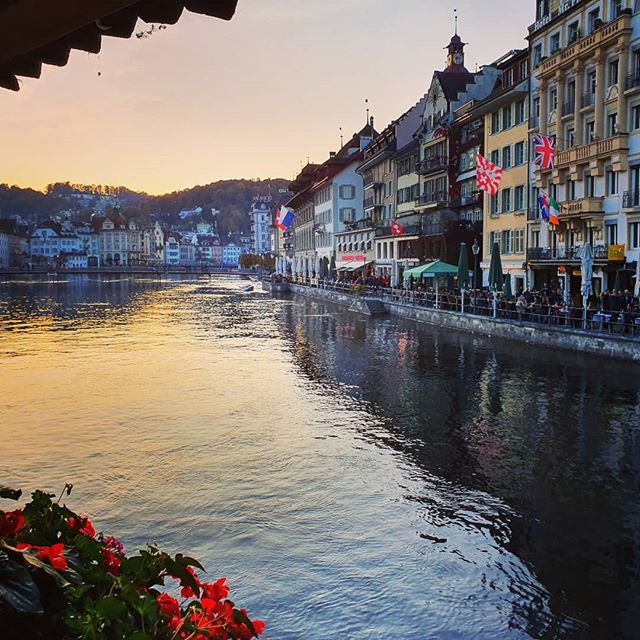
[453,53,464,65]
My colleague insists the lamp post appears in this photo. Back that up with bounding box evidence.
[472,238,480,313]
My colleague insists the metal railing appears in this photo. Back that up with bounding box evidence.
[527,245,609,261]
[415,192,447,207]
[623,190,640,209]
[580,92,595,109]
[285,279,640,339]
[415,156,448,175]
[626,72,640,91]
[561,100,575,116]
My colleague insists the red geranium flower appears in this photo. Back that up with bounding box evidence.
[0,510,25,538]
[202,577,229,602]
[156,593,180,619]
[101,548,121,575]
[67,515,95,537]
[18,543,67,571]
[102,535,124,554]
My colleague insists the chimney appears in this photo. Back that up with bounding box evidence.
[369,116,374,128]
[329,151,336,158]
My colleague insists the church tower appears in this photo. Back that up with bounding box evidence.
[444,32,468,74]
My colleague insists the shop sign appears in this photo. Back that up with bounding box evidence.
[572,270,581,276]
[530,0,581,34]
[340,254,365,262]
[608,245,625,261]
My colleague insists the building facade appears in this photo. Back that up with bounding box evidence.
[528,0,639,297]
[250,198,273,255]
[472,48,530,293]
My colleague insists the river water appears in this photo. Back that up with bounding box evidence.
[1,275,639,639]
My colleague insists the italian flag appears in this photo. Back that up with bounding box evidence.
[547,195,560,225]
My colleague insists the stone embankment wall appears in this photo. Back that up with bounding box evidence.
[289,284,640,363]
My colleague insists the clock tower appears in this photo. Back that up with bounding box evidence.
[445,33,468,74]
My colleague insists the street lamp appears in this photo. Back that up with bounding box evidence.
[472,238,480,314]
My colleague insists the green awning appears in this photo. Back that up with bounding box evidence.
[403,260,459,279]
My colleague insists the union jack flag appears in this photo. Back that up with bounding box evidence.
[533,133,556,169]
[476,153,504,197]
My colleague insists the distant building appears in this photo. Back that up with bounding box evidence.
[223,243,243,266]
[0,218,29,268]
[250,197,272,254]
[92,211,141,266]
[30,222,81,264]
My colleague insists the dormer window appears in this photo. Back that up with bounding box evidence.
[536,0,550,20]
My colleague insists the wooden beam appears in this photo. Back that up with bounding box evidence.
[0,0,138,65]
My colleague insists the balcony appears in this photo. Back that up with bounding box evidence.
[415,192,447,208]
[449,192,482,208]
[580,92,595,109]
[561,100,575,117]
[538,12,631,78]
[559,197,604,219]
[527,244,609,262]
[415,156,448,175]
[623,190,640,209]
[552,133,628,171]
[527,207,541,221]
[625,72,640,92]
[363,171,384,188]
[364,196,384,210]
[374,224,421,238]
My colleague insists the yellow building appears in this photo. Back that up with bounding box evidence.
[473,49,530,294]
[527,0,637,295]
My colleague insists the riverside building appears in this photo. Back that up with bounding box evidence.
[527,0,640,296]
[470,48,530,293]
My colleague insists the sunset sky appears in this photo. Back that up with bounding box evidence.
[0,1,534,195]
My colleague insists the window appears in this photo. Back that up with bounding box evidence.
[534,44,543,66]
[514,229,525,253]
[567,127,575,148]
[502,230,513,254]
[339,185,355,199]
[502,146,512,169]
[536,0,550,20]
[609,59,619,87]
[550,87,558,111]
[514,141,525,165]
[606,223,618,245]
[586,120,595,142]
[515,185,525,210]
[629,221,640,249]
[502,188,512,212]
[550,32,561,54]
[632,104,640,130]
[587,70,597,95]
[491,149,500,165]
[588,7,600,33]
[587,174,596,197]
[568,20,580,43]
[492,111,500,134]
[504,68,514,87]
[489,231,502,253]
[532,229,541,248]
[608,112,618,137]
[606,169,619,195]
[491,194,499,215]
[339,208,356,222]
[519,60,528,79]
[566,179,576,200]
[502,106,512,129]
[610,0,624,19]
[515,100,526,125]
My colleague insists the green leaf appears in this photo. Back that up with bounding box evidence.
[233,608,258,636]
[165,558,199,595]
[128,633,152,640]
[20,551,71,588]
[0,558,43,613]
[0,488,22,501]
[95,596,127,620]
[175,554,205,572]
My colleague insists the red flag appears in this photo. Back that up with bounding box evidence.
[390,220,404,236]
[476,153,504,197]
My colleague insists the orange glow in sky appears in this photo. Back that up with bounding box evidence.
[0,0,534,195]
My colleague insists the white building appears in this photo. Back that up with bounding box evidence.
[250,198,273,255]
[30,223,81,263]
[223,243,243,266]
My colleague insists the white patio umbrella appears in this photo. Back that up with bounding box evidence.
[580,243,594,329]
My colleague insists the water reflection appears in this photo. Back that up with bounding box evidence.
[282,298,640,639]
[1,276,639,639]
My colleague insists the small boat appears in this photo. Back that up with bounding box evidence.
[242,284,254,292]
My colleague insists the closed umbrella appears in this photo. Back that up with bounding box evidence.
[330,255,336,278]
[503,273,513,300]
[488,242,503,318]
[457,243,469,313]
[635,257,640,298]
[613,269,622,292]
[315,254,321,278]
[580,243,593,329]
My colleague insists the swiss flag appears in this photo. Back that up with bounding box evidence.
[391,219,404,237]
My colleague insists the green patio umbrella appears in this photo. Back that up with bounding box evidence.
[457,243,470,290]
[488,242,503,291]
[503,273,513,300]
[404,260,458,279]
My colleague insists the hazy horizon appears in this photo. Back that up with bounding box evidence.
[0,0,534,195]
